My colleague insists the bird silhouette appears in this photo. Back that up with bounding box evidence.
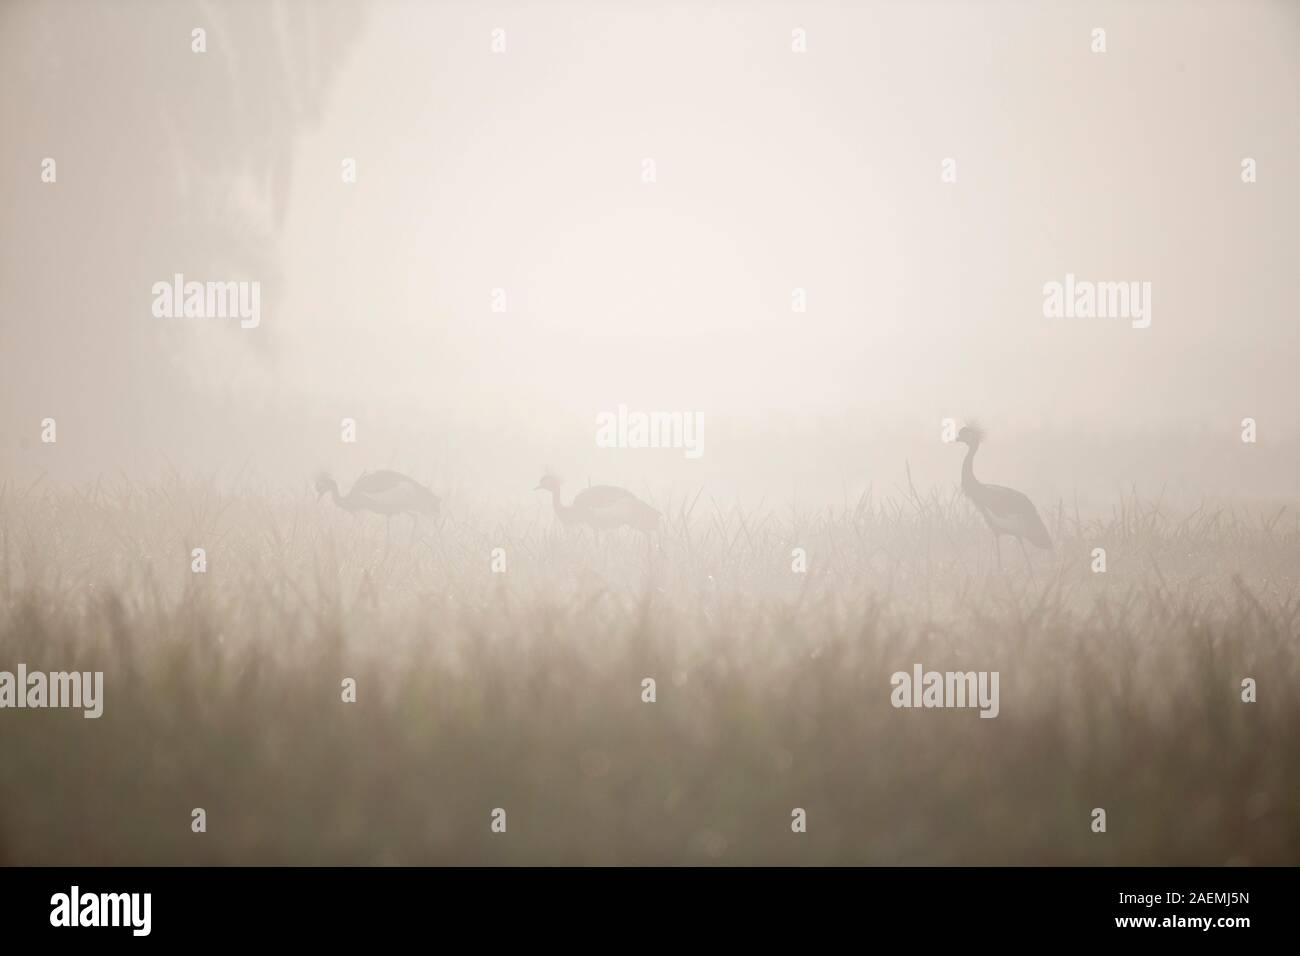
[315,470,440,543]
[534,472,660,533]
[955,424,1051,570]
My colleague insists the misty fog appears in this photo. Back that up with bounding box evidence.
[3,0,1298,508]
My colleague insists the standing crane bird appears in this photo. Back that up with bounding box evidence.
[315,470,441,544]
[955,424,1052,571]
[534,472,660,533]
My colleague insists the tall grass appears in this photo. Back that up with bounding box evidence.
[1,475,1296,864]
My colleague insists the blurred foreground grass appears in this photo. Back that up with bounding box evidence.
[1,477,1296,864]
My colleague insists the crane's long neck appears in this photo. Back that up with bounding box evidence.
[548,486,572,521]
[962,441,982,492]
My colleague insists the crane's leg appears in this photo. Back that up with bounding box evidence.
[1018,537,1034,576]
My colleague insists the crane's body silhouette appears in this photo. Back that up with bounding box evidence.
[315,470,440,543]
[956,425,1051,570]
[534,473,660,533]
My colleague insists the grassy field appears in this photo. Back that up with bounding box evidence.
[1,476,1297,865]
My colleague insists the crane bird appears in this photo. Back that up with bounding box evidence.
[955,424,1052,570]
[534,472,660,533]
[315,470,440,543]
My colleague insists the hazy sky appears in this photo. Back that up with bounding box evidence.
[2,1,1298,504]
